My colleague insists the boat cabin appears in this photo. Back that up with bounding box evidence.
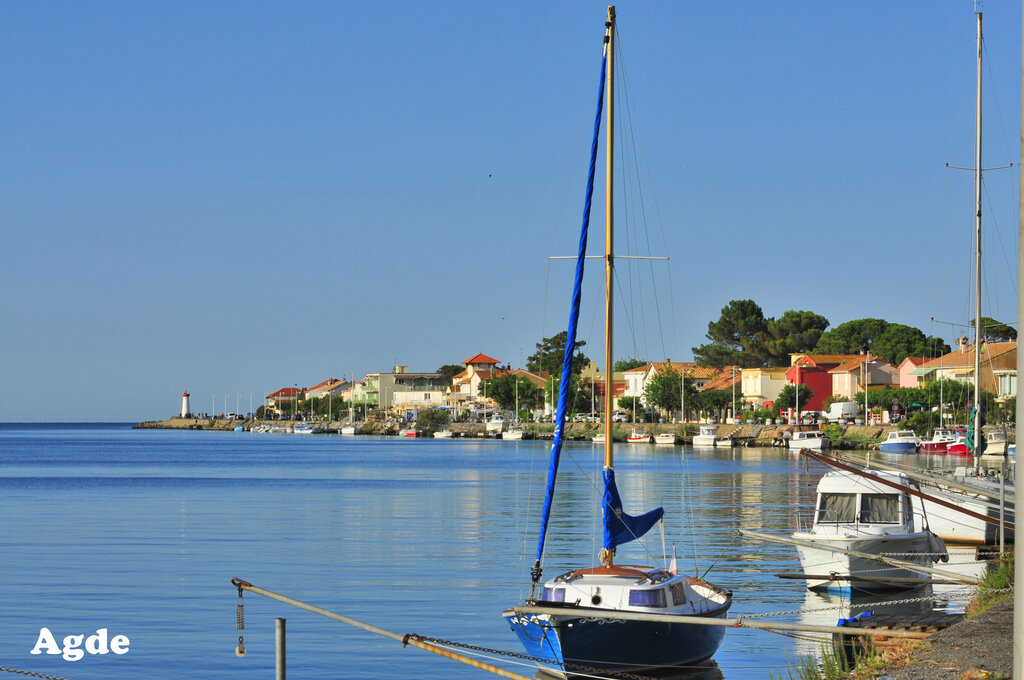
[539,565,730,616]
[812,471,916,535]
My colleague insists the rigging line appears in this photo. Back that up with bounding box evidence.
[981,39,1019,184]
[981,176,1019,307]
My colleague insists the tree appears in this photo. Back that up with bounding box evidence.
[643,367,698,417]
[614,358,648,372]
[526,331,589,376]
[758,310,830,364]
[981,316,1017,342]
[694,389,732,421]
[692,299,769,368]
[813,318,949,364]
[775,384,814,413]
[416,408,449,431]
[482,374,542,411]
[436,364,465,383]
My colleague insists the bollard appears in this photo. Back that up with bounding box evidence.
[275,618,286,680]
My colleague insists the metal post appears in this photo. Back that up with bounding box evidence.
[276,618,286,680]
[1014,3,1023,674]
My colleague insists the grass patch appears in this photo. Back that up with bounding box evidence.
[770,637,931,680]
[966,550,1014,617]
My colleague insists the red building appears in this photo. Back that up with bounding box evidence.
[784,354,863,412]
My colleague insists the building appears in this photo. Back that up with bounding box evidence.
[450,353,502,403]
[911,342,1017,400]
[784,354,864,412]
[739,366,789,409]
[265,387,304,414]
[828,355,898,399]
[898,357,928,388]
[305,378,351,400]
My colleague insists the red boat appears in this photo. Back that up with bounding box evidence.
[920,428,957,453]
[946,432,971,455]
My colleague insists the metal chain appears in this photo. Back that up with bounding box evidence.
[407,634,657,680]
[0,667,74,680]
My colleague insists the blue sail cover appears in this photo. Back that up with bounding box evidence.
[532,56,607,572]
[602,467,664,552]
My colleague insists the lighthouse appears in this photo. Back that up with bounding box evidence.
[181,392,191,418]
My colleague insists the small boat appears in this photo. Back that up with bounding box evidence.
[504,10,733,673]
[692,425,717,447]
[292,423,315,434]
[485,415,506,433]
[592,433,606,444]
[340,424,356,435]
[233,425,244,432]
[789,430,829,452]
[947,432,971,456]
[920,428,957,453]
[985,428,1008,455]
[878,430,920,453]
[654,432,679,445]
[502,427,528,440]
[432,429,453,439]
[267,426,291,434]
[714,435,733,448]
[399,428,418,437]
[793,470,947,592]
[627,429,652,444]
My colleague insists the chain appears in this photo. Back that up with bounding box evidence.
[0,667,74,680]
[406,634,658,680]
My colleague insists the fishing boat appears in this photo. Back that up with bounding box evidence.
[692,424,717,447]
[626,429,652,444]
[920,428,957,453]
[878,430,920,453]
[789,430,829,452]
[792,470,948,593]
[502,9,732,675]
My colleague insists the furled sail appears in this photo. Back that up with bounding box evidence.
[531,55,607,585]
[602,467,663,552]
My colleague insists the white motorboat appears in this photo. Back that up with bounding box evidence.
[502,427,527,440]
[398,427,418,437]
[592,433,606,444]
[340,424,356,435]
[692,425,717,447]
[714,435,733,447]
[292,423,315,434]
[432,429,453,439]
[654,432,679,445]
[985,428,1008,455]
[485,415,506,433]
[789,430,829,452]
[793,470,947,592]
[878,430,920,453]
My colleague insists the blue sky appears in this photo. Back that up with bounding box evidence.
[1,1,1020,422]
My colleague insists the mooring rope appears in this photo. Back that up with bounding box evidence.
[0,667,74,680]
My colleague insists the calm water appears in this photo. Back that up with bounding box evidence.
[0,424,984,679]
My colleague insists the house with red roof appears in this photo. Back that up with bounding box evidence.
[911,342,1017,400]
[449,353,503,403]
[784,353,864,412]
[265,387,304,413]
[898,357,928,388]
[828,355,898,399]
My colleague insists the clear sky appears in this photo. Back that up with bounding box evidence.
[1,1,1020,422]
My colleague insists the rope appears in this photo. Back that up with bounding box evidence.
[0,668,74,680]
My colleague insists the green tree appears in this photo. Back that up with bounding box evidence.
[981,316,1017,342]
[692,299,769,368]
[814,318,949,364]
[482,374,542,411]
[643,367,698,417]
[758,310,830,364]
[416,408,449,431]
[617,395,643,417]
[694,389,733,421]
[527,331,590,376]
[614,358,648,372]
[775,384,814,413]
[435,364,465,383]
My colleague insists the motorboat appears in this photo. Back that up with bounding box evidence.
[292,423,315,434]
[654,432,679,445]
[878,430,920,453]
[485,415,506,433]
[913,469,1015,546]
[792,470,948,592]
[627,430,652,444]
[920,428,957,453]
[985,428,1008,456]
[502,427,529,440]
[714,435,733,447]
[947,432,970,456]
[340,424,356,435]
[432,429,453,439]
[399,427,418,437]
[692,425,717,447]
[789,430,829,452]
[592,433,606,444]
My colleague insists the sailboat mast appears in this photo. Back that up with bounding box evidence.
[603,5,615,468]
[973,9,983,464]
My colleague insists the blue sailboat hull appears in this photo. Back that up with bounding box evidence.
[503,607,729,675]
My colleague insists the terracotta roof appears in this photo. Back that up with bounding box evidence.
[791,353,864,368]
[266,387,303,399]
[917,342,1017,370]
[900,357,927,367]
[307,378,341,392]
[830,358,867,373]
[699,366,741,391]
[462,353,500,365]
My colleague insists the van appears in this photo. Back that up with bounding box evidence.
[825,401,858,424]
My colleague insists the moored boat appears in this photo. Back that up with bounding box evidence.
[920,428,957,453]
[692,425,717,447]
[432,429,453,439]
[654,432,679,445]
[627,429,652,444]
[789,430,829,452]
[878,430,920,453]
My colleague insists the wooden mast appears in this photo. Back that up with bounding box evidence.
[603,5,615,471]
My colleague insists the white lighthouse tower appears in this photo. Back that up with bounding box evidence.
[181,392,191,418]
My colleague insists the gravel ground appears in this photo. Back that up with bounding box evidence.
[880,599,1012,679]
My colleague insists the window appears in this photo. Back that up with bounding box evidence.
[998,373,1017,397]
[541,587,565,603]
[628,589,666,607]
[817,493,856,523]
[860,494,900,523]
[669,581,688,605]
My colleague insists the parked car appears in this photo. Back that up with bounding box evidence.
[611,411,630,423]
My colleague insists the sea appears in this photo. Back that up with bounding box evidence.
[0,423,988,679]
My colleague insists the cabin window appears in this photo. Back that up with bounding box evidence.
[817,493,856,523]
[541,587,565,603]
[628,589,666,607]
[860,494,900,523]
[669,581,688,605]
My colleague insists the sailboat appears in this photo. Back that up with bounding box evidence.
[502,8,732,676]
